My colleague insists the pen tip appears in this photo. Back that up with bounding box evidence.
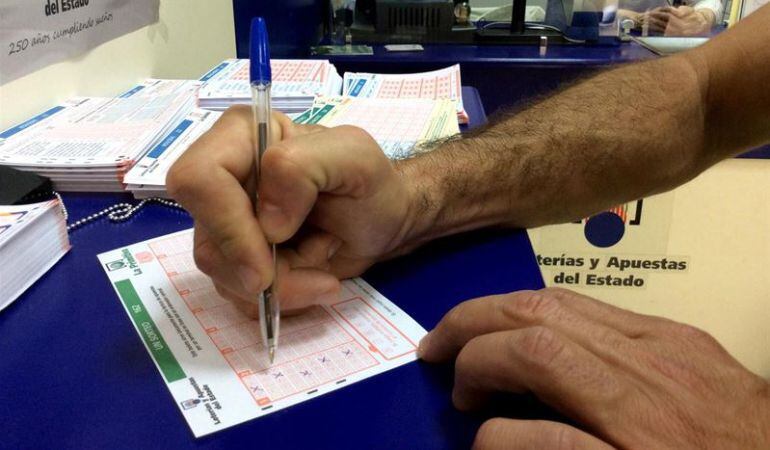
[268,346,275,364]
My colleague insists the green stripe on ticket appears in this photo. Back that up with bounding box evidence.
[115,279,186,383]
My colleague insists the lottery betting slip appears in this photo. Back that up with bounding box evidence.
[295,96,460,160]
[197,59,343,113]
[123,108,222,198]
[342,64,469,124]
[98,229,427,437]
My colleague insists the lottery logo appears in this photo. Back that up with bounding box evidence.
[180,398,201,410]
[105,260,126,271]
[581,200,644,248]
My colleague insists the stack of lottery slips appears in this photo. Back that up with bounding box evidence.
[123,108,222,199]
[342,64,469,124]
[295,96,460,160]
[197,59,343,114]
[0,79,198,192]
[0,199,69,311]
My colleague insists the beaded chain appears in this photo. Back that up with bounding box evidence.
[54,192,184,232]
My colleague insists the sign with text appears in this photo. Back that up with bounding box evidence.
[0,0,160,84]
[527,159,770,377]
[530,193,681,291]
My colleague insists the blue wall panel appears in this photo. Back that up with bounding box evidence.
[232,0,325,58]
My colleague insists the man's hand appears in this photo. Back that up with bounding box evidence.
[418,288,770,449]
[630,6,713,36]
[167,106,417,314]
[662,6,714,36]
[633,8,671,34]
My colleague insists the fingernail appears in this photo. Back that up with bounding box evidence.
[237,265,262,295]
[327,238,343,260]
[417,332,432,359]
[259,202,288,232]
[260,201,282,213]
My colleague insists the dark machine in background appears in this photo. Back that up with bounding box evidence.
[350,0,476,43]
[232,0,610,57]
[475,0,571,44]
[231,0,618,115]
[349,0,593,45]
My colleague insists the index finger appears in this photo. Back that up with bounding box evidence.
[669,5,694,17]
[451,328,630,429]
[648,10,671,21]
[418,290,639,364]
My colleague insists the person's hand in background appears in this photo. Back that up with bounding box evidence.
[419,288,770,449]
[167,106,417,316]
[637,7,672,33]
[622,5,714,36]
[663,6,715,36]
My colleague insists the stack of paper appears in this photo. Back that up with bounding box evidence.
[124,109,222,198]
[342,65,469,124]
[124,96,458,198]
[527,159,770,375]
[296,96,460,160]
[0,199,70,311]
[198,59,343,113]
[0,79,197,192]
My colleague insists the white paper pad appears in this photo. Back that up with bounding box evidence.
[0,199,69,310]
[98,229,426,437]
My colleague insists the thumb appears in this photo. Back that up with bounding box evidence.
[274,112,328,141]
[473,418,616,450]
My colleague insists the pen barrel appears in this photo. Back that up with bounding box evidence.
[250,83,272,176]
[251,82,280,359]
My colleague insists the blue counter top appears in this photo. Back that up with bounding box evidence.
[327,42,657,68]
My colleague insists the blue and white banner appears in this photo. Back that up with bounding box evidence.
[0,0,160,84]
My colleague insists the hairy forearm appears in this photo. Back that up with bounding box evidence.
[398,56,708,245]
[398,6,770,247]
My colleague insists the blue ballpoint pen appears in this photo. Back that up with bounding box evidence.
[250,17,279,364]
